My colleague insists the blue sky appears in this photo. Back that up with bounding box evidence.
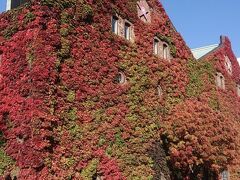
[161,0,240,58]
[0,0,6,12]
[0,1,240,57]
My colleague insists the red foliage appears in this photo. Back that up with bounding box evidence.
[0,0,239,179]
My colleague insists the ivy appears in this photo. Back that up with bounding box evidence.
[80,159,99,180]
[186,59,214,97]
[156,33,177,57]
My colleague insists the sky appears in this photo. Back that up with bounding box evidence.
[0,1,240,57]
[0,0,6,12]
[161,0,240,58]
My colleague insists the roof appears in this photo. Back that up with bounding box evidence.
[191,44,219,59]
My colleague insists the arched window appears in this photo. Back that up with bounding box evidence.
[163,43,168,59]
[112,15,119,35]
[115,72,127,84]
[157,85,163,97]
[153,37,160,56]
[215,72,225,90]
[124,22,131,40]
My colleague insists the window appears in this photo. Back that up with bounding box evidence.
[221,170,229,180]
[7,0,27,10]
[157,85,163,97]
[215,72,225,90]
[111,16,134,42]
[137,0,151,23]
[163,43,169,59]
[112,16,119,35]
[153,37,171,60]
[116,72,127,84]
[124,22,131,40]
[224,56,232,75]
[153,38,160,56]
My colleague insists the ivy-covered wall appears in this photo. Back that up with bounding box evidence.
[0,0,239,180]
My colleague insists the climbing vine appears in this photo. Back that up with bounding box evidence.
[0,0,239,180]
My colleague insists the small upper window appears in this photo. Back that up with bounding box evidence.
[7,0,27,10]
[112,16,119,35]
[215,72,225,90]
[137,0,151,23]
[124,22,131,40]
[224,56,232,75]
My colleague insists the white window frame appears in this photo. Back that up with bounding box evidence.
[221,170,229,180]
[124,21,131,40]
[112,15,119,35]
[215,72,225,90]
[153,37,160,56]
[163,43,169,60]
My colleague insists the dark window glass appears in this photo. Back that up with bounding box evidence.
[124,23,131,40]
[112,16,118,34]
[11,0,27,9]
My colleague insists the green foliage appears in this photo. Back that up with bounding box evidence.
[61,156,75,168]
[67,107,78,121]
[186,59,214,97]
[41,0,75,9]
[68,123,82,139]
[59,37,71,58]
[3,24,18,39]
[24,12,36,24]
[60,27,69,37]
[208,92,220,110]
[0,148,14,175]
[61,107,78,121]
[67,90,75,102]
[98,136,106,147]
[80,159,99,180]
[80,4,93,20]
[114,132,125,147]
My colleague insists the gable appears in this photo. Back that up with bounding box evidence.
[191,44,218,59]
